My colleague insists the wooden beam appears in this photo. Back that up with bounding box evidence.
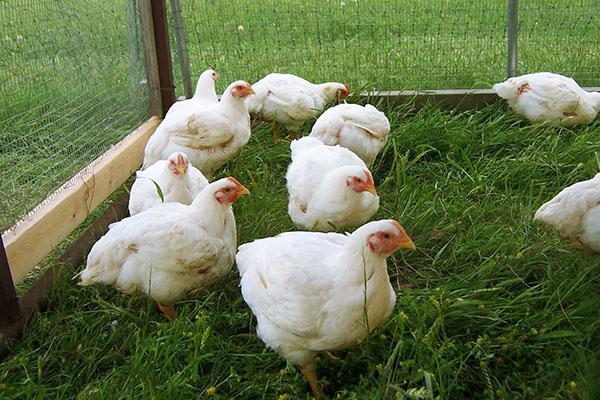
[360,87,600,112]
[170,0,193,99]
[151,0,176,115]
[139,0,162,116]
[361,88,500,112]
[2,117,161,284]
[0,189,131,358]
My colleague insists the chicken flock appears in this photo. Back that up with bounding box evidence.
[80,70,600,398]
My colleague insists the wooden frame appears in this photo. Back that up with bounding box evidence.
[139,0,176,117]
[0,0,176,356]
[0,189,131,356]
[2,117,161,284]
[361,87,600,112]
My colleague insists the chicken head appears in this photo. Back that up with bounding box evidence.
[367,220,416,255]
[214,177,250,204]
[167,152,190,176]
[230,81,255,99]
[346,169,376,196]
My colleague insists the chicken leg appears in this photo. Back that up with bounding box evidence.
[272,121,281,142]
[300,361,325,399]
[157,302,176,321]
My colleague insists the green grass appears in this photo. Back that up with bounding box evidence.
[1,0,599,397]
[1,103,599,399]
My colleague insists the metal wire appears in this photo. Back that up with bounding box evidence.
[0,0,597,232]
[519,0,599,83]
[0,0,149,232]
[172,0,598,97]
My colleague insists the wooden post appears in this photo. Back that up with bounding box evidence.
[139,0,162,116]
[170,0,193,99]
[151,0,176,116]
[0,237,20,327]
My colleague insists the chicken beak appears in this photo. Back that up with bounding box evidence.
[398,236,416,251]
[391,220,416,250]
[365,184,377,196]
[364,171,376,196]
[245,87,255,96]
[176,154,187,175]
[236,185,250,197]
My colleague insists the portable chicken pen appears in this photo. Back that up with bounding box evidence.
[0,0,598,362]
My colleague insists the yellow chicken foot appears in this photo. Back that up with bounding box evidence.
[300,362,325,399]
[157,302,176,321]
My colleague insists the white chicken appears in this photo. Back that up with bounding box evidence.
[143,80,254,178]
[165,69,219,117]
[493,72,600,126]
[80,177,249,319]
[246,73,350,139]
[534,173,600,252]
[309,103,390,164]
[286,137,379,231]
[236,219,415,398]
[128,152,209,216]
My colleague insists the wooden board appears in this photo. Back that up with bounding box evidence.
[360,87,600,112]
[0,189,131,357]
[2,117,161,283]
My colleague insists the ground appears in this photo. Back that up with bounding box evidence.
[1,103,599,399]
[1,0,599,398]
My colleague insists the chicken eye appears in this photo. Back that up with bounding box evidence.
[383,233,389,239]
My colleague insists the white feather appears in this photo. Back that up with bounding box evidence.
[310,103,390,164]
[80,178,240,305]
[535,172,600,251]
[236,220,399,367]
[246,73,348,134]
[493,72,600,126]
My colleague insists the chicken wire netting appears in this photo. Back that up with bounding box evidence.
[519,0,599,81]
[170,0,598,98]
[0,0,149,232]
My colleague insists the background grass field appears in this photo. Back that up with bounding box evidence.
[1,0,599,398]
[1,0,598,231]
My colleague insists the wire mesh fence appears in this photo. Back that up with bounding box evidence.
[0,0,149,232]
[1,0,598,232]
[519,0,599,83]
[171,0,598,98]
